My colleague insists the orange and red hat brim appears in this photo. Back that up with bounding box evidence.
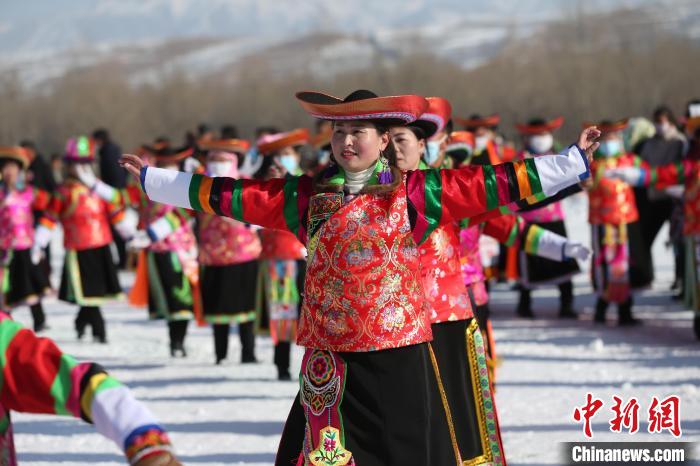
[414,97,452,138]
[0,146,29,169]
[582,119,629,134]
[516,116,564,135]
[258,128,311,156]
[296,91,428,124]
[199,138,251,154]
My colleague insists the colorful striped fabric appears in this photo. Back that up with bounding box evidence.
[0,313,173,464]
[141,144,588,246]
[650,160,693,189]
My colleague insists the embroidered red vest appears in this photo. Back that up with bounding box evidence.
[296,182,432,352]
[419,223,473,324]
[589,156,639,225]
[56,182,113,251]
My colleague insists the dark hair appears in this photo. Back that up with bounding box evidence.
[253,155,275,180]
[527,117,547,126]
[444,119,454,134]
[92,128,109,142]
[197,123,211,136]
[255,126,280,138]
[19,140,36,150]
[652,106,678,127]
[406,125,427,142]
[220,125,238,139]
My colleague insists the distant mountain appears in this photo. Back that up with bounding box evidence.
[1,0,698,88]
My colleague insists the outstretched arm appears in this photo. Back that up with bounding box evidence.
[0,314,180,465]
[120,154,312,237]
[409,127,599,244]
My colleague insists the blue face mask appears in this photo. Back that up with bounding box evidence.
[597,139,623,157]
[278,154,299,174]
[424,141,442,166]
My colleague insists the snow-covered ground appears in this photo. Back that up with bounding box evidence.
[11,194,700,465]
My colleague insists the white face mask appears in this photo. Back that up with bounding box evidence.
[318,150,331,166]
[207,161,234,177]
[277,154,299,174]
[655,121,673,139]
[424,140,442,165]
[528,134,554,155]
[475,135,490,151]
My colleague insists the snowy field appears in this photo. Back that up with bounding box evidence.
[12,193,700,465]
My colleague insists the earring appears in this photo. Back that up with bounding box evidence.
[378,150,393,184]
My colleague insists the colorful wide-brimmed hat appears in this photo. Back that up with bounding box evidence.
[445,131,475,159]
[411,97,453,139]
[582,119,629,134]
[295,89,428,125]
[516,117,564,135]
[141,140,194,163]
[257,128,310,156]
[0,146,30,168]
[455,114,500,130]
[199,138,251,154]
[64,136,97,163]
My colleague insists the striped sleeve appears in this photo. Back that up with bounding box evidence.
[521,224,569,261]
[0,315,173,463]
[409,145,589,239]
[141,167,311,237]
[650,160,695,190]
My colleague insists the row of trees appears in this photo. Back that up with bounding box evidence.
[1,9,699,155]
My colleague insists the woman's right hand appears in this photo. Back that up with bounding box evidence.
[119,154,145,180]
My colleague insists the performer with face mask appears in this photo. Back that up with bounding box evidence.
[196,138,263,365]
[606,105,700,339]
[514,117,582,319]
[0,146,52,332]
[254,129,309,380]
[584,120,653,326]
[37,136,136,344]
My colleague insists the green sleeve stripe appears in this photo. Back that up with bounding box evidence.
[231,179,244,220]
[283,177,300,236]
[51,354,78,415]
[676,162,686,184]
[0,321,22,391]
[524,158,543,195]
[420,169,444,244]
[93,375,123,396]
[504,220,520,247]
[483,164,498,211]
[188,174,203,212]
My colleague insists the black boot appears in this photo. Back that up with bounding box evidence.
[618,298,641,326]
[274,342,292,380]
[169,320,189,357]
[91,307,107,344]
[516,287,534,318]
[75,307,90,340]
[239,321,257,363]
[30,303,47,333]
[213,324,230,365]
[558,281,578,319]
[594,298,608,324]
